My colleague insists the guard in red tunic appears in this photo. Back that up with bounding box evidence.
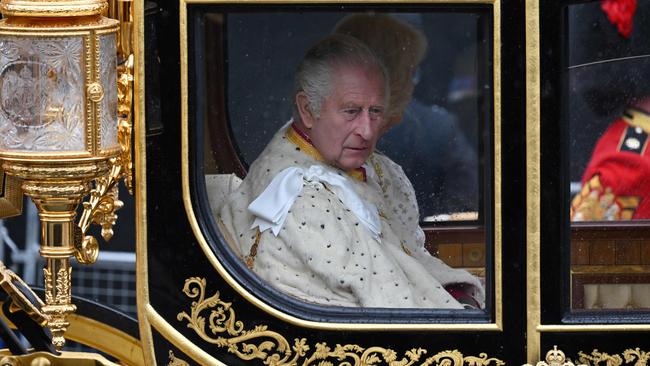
[571,106,650,220]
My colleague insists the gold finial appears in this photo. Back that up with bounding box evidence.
[546,346,567,366]
[523,346,588,366]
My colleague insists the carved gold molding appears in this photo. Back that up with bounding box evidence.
[177,277,505,366]
[578,348,650,366]
[524,0,541,361]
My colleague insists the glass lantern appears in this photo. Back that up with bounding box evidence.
[0,0,119,349]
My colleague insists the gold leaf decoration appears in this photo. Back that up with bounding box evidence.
[623,348,650,366]
[55,267,71,304]
[78,167,124,247]
[421,349,463,366]
[465,353,505,366]
[177,277,506,366]
[578,350,625,366]
[43,268,54,304]
[576,349,650,366]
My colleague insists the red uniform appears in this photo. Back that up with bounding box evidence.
[571,109,650,220]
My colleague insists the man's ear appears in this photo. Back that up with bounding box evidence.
[296,92,315,129]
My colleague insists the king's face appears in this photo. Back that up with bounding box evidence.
[309,64,386,171]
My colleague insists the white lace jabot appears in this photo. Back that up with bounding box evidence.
[248,165,382,239]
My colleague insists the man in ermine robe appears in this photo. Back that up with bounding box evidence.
[219,34,484,308]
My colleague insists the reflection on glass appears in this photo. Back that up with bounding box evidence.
[568,1,650,312]
[201,10,491,310]
[224,12,485,222]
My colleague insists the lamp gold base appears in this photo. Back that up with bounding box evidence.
[0,0,131,352]
[1,159,111,350]
[42,303,77,350]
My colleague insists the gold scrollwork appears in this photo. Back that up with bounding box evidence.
[74,233,99,264]
[577,348,650,366]
[578,350,622,366]
[177,277,505,366]
[75,160,125,264]
[622,349,650,366]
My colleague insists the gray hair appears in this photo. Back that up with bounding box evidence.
[293,34,389,119]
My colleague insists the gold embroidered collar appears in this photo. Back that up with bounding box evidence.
[286,123,367,182]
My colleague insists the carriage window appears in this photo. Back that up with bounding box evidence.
[194,6,495,313]
[567,1,650,312]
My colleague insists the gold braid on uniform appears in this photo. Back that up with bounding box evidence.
[571,175,640,220]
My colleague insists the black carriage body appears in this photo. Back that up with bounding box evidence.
[138,0,650,364]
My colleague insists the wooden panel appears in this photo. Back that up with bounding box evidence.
[642,241,650,265]
[589,240,616,265]
[462,243,485,267]
[615,240,641,265]
[571,221,650,239]
[424,225,485,246]
[424,226,485,256]
[437,243,463,267]
[571,240,590,265]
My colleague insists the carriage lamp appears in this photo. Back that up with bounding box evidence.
[0,0,132,350]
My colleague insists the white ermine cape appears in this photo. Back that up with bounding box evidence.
[219,123,484,308]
